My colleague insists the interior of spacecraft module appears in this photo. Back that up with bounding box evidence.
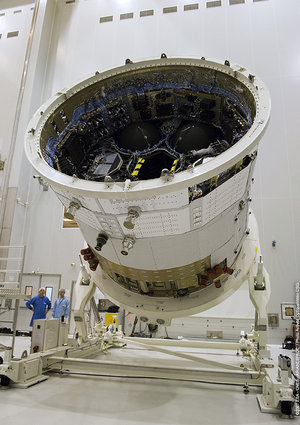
[41,65,256,182]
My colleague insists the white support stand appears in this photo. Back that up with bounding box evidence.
[60,249,296,416]
[0,252,296,417]
[73,261,96,344]
[247,256,295,416]
[248,255,270,351]
[257,357,295,417]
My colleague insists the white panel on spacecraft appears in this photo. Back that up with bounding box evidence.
[25,57,270,324]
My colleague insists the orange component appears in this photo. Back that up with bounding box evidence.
[224,267,234,275]
[83,253,93,261]
[207,269,215,279]
[214,280,221,288]
[88,257,95,263]
[89,261,99,271]
[32,345,39,353]
[215,265,223,275]
[200,276,208,288]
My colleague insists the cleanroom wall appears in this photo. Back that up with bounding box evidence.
[0,0,299,341]
[0,0,36,328]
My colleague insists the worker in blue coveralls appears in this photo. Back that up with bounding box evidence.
[52,288,70,321]
[26,287,51,327]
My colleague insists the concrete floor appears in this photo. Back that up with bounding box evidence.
[0,336,298,424]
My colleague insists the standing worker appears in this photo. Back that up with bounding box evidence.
[52,288,70,321]
[26,287,51,327]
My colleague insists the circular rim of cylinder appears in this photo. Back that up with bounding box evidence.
[25,57,271,199]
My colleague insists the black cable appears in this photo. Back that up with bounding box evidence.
[130,315,138,337]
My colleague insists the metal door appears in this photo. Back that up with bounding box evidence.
[40,274,61,306]
[17,273,41,331]
[17,273,61,331]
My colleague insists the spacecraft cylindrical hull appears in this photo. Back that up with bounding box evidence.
[25,57,270,323]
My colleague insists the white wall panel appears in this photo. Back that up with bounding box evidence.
[255,77,290,199]
[249,2,280,78]
[23,188,84,290]
[0,4,33,159]
[273,0,300,79]
[293,197,300,279]
[280,76,300,199]
[226,2,254,69]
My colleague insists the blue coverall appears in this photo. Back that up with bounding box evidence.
[52,297,70,319]
[26,295,51,327]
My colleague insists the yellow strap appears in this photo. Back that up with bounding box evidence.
[132,158,145,176]
[170,159,179,172]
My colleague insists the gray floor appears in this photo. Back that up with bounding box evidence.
[0,336,298,424]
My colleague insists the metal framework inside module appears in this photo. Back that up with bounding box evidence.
[41,65,256,182]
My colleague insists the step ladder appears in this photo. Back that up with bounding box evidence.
[0,246,27,356]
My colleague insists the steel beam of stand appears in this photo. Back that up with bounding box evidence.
[125,337,240,350]
[123,337,243,371]
[46,356,263,386]
[123,341,241,371]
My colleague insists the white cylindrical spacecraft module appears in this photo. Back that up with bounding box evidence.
[25,57,270,324]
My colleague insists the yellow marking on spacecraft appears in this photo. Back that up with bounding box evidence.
[131,157,145,176]
[105,313,118,326]
[213,273,225,281]
[170,158,179,172]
